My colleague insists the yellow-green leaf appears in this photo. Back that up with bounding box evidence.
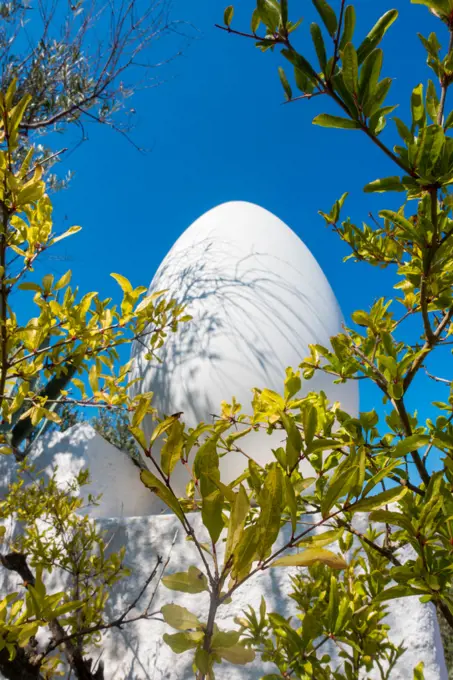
[256,464,284,559]
[161,604,202,631]
[131,396,151,428]
[297,527,344,549]
[224,5,234,26]
[352,486,408,513]
[110,272,133,293]
[225,485,250,566]
[161,419,184,477]
[313,114,361,129]
[271,548,347,569]
[51,225,82,244]
[162,566,208,594]
[150,414,181,448]
[140,469,185,523]
[54,270,72,291]
[163,631,203,653]
[212,630,240,649]
[217,644,256,665]
[88,364,99,393]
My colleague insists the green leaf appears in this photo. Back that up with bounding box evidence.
[162,566,208,594]
[312,114,361,129]
[392,434,430,457]
[48,600,83,620]
[351,486,408,513]
[18,282,41,292]
[161,420,184,477]
[251,8,261,33]
[342,43,359,94]
[225,485,250,566]
[231,525,259,581]
[367,78,393,118]
[278,67,292,101]
[9,93,32,138]
[194,437,225,543]
[361,460,400,497]
[257,0,281,32]
[150,414,181,448]
[212,630,240,649]
[374,585,424,602]
[312,0,337,37]
[310,23,327,71]
[339,5,356,51]
[51,225,82,244]
[413,661,425,680]
[161,604,202,631]
[284,367,301,400]
[359,49,383,114]
[297,527,344,549]
[203,488,224,544]
[140,469,185,523]
[284,475,297,535]
[256,464,284,559]
[326,574,339,632]
[216,644,255,665]
[131,396,150,428]
[280,411,302,470]
[110,272,133,293]
[357,10,398,65]
[281,0,288,27]
[163,631,203,653]
[88,364,99,393]
[444,109,453,130]
[303,405,318,447]
[411,83,425,131]
[195,648,211,674]
[369,509,413,533]
[394,116,413,143]
[17,181,45,207]
[224,5,234,26]
[272,547,347,569]
[17,621,39,646]
[426,79,440,122]
[54,270,72,291]
[282,49,319,87]
[321,465,358,517]
[364,176,404,193]
[378,209,420,240]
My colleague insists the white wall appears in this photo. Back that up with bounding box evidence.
[0,425,448,679]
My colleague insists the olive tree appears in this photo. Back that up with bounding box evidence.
[0,0,190,180]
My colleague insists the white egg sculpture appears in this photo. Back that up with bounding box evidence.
[129,201,358,505]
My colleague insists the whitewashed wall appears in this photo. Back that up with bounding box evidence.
[0,425,448,679]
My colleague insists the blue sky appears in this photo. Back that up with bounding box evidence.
[38,0,450,470]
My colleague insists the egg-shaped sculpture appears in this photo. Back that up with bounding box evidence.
[130,201,358,504]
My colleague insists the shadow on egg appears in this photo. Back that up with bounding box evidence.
[130,201,358,506]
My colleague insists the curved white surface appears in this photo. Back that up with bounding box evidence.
[3,424,156,518]
[0,508,446,679]
[130,201,359,497]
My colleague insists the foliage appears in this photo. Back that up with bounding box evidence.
[0,463,162,679]
[118,0,453,678]
[0,82,186,678]
[3,0,453,678]
[0,0,190,183]
[238,538,406,679]
[91,409,141,465]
